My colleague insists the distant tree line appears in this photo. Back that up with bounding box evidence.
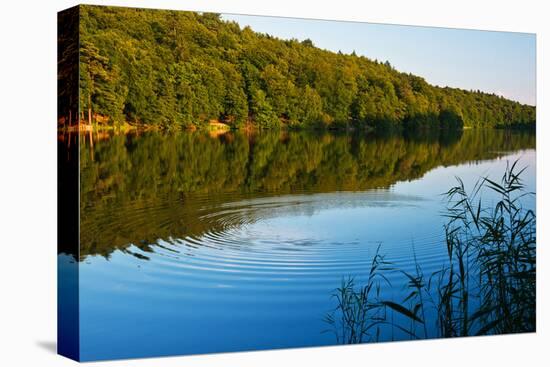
[59,5,536,130]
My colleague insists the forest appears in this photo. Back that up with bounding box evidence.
[59,5,536,131]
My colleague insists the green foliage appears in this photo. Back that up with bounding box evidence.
[250,89,279,128]
[58,7,79,126]
[439,107,464,130]
[298,85,324,127]
[80,40,126,125]
[76,5,535,130]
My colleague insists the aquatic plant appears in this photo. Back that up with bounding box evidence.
[323,245,391,344]
[325,160,536,342]
[439,160,536,336]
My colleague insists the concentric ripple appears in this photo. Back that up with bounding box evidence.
[82,189,449,300]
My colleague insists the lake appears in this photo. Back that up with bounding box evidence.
[58,128,535,361]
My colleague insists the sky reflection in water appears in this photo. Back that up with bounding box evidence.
[63,129,535,360]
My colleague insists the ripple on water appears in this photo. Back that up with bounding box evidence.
[81,190,449,304]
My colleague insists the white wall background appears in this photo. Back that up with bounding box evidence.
[0,0,547,366]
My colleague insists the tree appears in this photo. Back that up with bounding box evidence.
[77,5,535,131]
[250,89,279,128]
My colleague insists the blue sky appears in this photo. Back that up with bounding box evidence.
[222,14,536,106]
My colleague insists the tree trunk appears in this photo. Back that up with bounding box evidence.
[88,94,92,125]
[88,95,94,149]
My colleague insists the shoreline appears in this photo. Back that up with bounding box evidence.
[57,123,534,135]
[57,116,535,136]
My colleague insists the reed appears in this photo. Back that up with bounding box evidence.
[325,160,536,342]
[323,244,392,344]
[441,160,536,336]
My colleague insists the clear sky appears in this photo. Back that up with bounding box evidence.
[222,14,536,106]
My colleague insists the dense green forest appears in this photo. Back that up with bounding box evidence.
[72,129,535,258]
[59,5,535,131]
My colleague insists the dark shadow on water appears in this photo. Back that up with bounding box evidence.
[36,340,57,354]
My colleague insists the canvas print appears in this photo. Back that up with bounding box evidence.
[58,5,536,362]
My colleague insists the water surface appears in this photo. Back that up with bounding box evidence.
[60,129,535,360]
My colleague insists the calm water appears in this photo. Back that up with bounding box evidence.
[59,129,535,361]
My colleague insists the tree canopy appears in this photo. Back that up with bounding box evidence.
[69,5,535,130]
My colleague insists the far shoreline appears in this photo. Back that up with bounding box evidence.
[57,120,535,135]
